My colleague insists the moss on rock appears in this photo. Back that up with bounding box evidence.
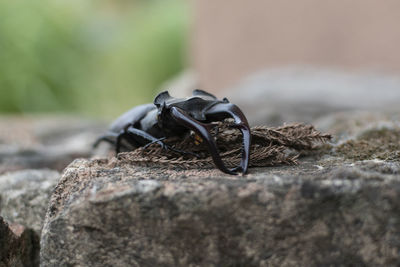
[336,127,400,161]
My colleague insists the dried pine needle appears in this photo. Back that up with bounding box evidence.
[117,122,331,170]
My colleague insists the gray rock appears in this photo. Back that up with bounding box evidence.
[228,68,400,125]
[0,169,55,267]
[0,169,60,234]
[0,116,103,267]
[0,217,39,267]
[40,129,400,267]
[0,116,106,174]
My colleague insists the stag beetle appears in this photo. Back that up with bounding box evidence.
[94,89,251,175]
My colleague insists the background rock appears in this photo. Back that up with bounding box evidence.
[227,68,400,125]
[0,217,39,267]
[0,169,60,234]
[0,116,106,174]
[0,170,59,267]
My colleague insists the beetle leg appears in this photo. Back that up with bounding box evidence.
[170,106,239,175]
[139,135,200,157]
[93,132,118,148]
[142,137,167,149]
[117,126,200,157]
[116,126,167,154]
[115,132,139,153]
[204,103,251,174]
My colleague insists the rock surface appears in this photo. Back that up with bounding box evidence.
[0,169,60,233]
[0,217,39,267]
[40,112,400,266]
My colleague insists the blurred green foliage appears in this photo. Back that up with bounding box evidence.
[0,0,188,117]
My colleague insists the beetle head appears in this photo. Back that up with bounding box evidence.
[154,90,221,122]
[153,90,251,175]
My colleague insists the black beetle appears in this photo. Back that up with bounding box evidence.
[94,89,251,175]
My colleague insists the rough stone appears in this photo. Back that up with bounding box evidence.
[40,112,400,266]
[0,169,60,234]
[0,217,39,267]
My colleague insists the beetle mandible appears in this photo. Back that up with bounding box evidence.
[94,89,251,175]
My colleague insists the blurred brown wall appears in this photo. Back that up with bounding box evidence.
[191,0,400,92]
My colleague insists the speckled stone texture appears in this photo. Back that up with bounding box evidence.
[0,217,39,267]
[0,170,60,267]
[0,169,60,233]
[40,112,400,267]
[0,116,105,266]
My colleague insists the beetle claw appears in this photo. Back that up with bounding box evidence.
[142,137,167,150]
[170,104,251,175]
[204,102,251,174]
